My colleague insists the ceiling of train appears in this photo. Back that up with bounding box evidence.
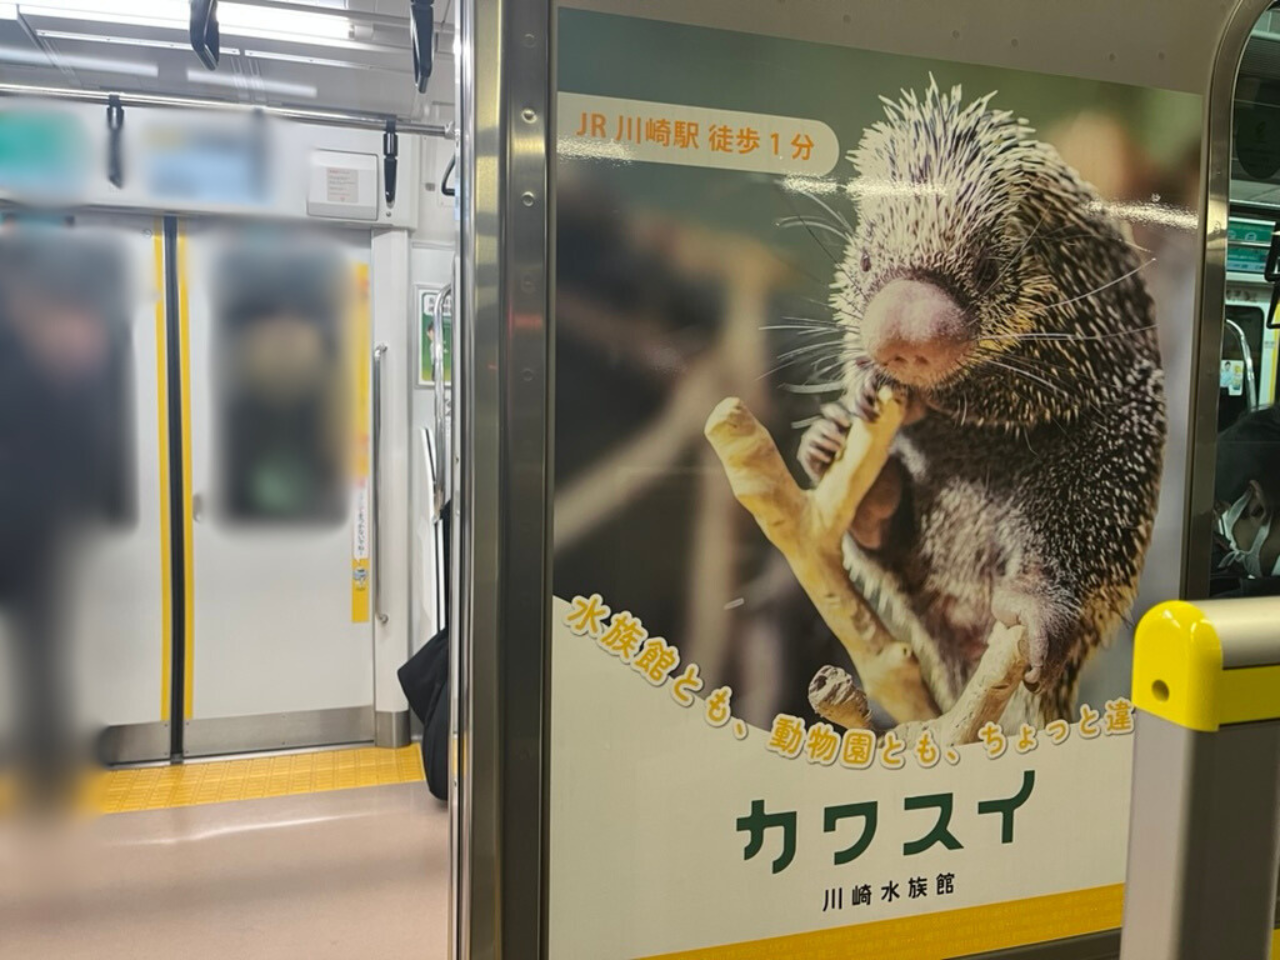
[0,1,455,124]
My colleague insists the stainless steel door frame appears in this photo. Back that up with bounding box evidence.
[454,0,554,958]
[1183,0,1277,600]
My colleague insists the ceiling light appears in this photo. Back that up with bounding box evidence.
[220,5,348,41]
[37,29,241,55]
[0,3,17,19]
[243,48,394,71]
[0,44,158,77]
[16,1,357,45]
[184,66,316,99]
[18,2,187,32]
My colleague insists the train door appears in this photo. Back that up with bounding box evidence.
[71,216,170,759]
[181,221,375,755]
[0,215,170,764]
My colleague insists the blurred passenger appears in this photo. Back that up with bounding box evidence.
[0,229,125,804]
[1212,404,1280,597]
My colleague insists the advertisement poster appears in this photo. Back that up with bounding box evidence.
[551,10,1202,959]
[418,287,452,386]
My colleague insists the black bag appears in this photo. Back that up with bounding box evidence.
[398,503,451,801]
[399,627,449,800]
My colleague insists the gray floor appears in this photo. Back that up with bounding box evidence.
[1,783,449,959]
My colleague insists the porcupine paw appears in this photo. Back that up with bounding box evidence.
[992,587,1071,695]
[799,402,853,484]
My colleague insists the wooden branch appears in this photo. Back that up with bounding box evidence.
[704,390,939,723]
[895,622,1029,747]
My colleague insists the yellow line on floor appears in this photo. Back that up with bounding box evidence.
[91,745,424,814]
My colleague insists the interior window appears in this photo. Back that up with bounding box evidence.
[213,242,349,526]
[1209,19,1280,596]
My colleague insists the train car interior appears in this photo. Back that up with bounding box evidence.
[12,1,1280,960]
[0,2,458,958]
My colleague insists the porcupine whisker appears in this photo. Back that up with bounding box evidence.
[972,324,1159,344]
[1050,233,1154,255]
[791,188,857,238]
[986,361,1073,402]
[777,217,853,243]
[779,381,846,395]
[781,311,842,323]
[972,341,1073,380]
[809,357,850,386]
[771,344,846,371]
[768,314,846,330]
[977,351,1113,423]
[1037,221,1154,250]
[779,189,864,291]
[1028,258,1156,313]
[981,350,1116,424]
[762,325,845,338]
[795,290,848,313]
[760,344,847,381]
[979,208,1048,300]
[775,335,846,357]
[977,356,1070,397]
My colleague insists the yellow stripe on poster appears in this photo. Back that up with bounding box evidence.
[639,884,1124,960]
[154,224,173,722]
[176,227,196,719]
[351,262,372,623]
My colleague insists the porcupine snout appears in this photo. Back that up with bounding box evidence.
[861,278,971,389]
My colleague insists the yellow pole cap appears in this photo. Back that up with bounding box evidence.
[1132,601,1223,732]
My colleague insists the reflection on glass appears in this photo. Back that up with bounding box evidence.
[1211,17,1280,596]
[1220,306,1263,433]
[213,242,349,525]
[1212,406,1280,594]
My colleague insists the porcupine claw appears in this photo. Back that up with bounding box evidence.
[799,402,853,484]
[849,378,882,423]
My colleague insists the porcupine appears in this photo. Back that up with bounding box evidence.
[797,80,1166,727]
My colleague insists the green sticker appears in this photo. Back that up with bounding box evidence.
[420,290,453,385]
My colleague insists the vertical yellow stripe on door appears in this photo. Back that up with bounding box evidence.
[154,224,173,723]
[351,262,372,623]
[177,228,196,719]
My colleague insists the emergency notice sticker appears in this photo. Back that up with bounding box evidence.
[326,167,361,205]
[558,92,840,176]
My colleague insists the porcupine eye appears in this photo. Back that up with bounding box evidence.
[860,251,872,273]
[974,254,1001,291]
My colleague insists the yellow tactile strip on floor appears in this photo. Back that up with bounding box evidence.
[93,745,424,814]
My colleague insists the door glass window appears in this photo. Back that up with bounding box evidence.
[1209,15,1280,597]
[212,240,349,526]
